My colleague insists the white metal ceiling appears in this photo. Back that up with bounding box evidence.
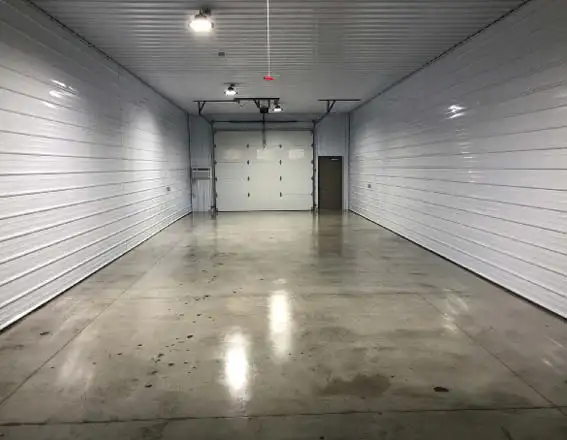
[31,0,527,114]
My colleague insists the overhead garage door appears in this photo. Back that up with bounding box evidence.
[215,131,313,211]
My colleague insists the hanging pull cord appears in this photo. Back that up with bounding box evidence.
[266,0,271,77]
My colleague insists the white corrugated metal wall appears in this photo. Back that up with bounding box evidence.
[349,0,567,318]
[0,0,191,329]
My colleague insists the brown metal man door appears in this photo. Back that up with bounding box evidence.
[318,156,343,210]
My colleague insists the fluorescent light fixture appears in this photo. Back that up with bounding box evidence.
[225,84,237,96]
[272,103,283,113]
[189,10,213,33]
[449,112,464,119]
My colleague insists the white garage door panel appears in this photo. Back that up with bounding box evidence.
[216,149,249,163]
[215,163,248,180]
[267,131,312,147]
[281,160,313,186]
[281,194,313,211]
[250,163,280,210]
[216,194,252,212]
[281,179,312,193]
[215,130,313,211]
[249,163,279,182]
[252,147,279,163]
[272,131,313,211]
[215,131,262,148]
[215,132,253,211]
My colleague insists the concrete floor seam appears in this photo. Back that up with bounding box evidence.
[0,405,560,427]
[116,292,426,300]
[417,293,560,410]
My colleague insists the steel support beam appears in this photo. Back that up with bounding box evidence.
[314,99,361,126]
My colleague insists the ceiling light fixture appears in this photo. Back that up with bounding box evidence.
[189,8,213,33]
[449,112,464,119]
[225,84,238,96]
[448,104,464,113]
[272,103,283,113]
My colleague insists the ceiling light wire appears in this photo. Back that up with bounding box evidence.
[266,0,271,77]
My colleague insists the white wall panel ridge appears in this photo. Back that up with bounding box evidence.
[0,0,191,329]
[349,0,567,317]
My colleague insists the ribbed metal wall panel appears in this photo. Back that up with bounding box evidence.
[349,0,567,318]
[31,0,525,113]
[0,0,191,329]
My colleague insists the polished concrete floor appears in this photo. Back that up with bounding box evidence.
[0,212,566,439]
